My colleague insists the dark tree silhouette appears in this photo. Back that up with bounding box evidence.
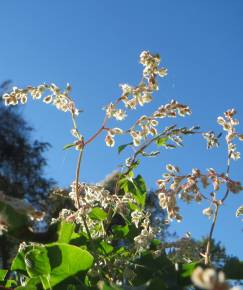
[0,81,55,268]
[0,81,55,204]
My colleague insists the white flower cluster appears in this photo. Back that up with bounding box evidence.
[120,83,153,109]
[156,165,243,222]
[153,100,192,119]
[105,103,127,121]
[69,181,111,209]
[157,165,183,222]
[203,131,220,149]
[131,210,150,228]
[191,267,241,290]
[128,115,158,147]
[103,52,193,149]
[217,109,243,160]
[69,181,136,217]
[133,212,154,251]
[124,100,191,148]
[51,181,138,238]
[103,51,169,147]
[3,83,79,116]
[140,51,167,90]
[158,190,182,222]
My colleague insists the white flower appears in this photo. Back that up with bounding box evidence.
[236,205,243,217]
[166,164,179,173]
[120,84,132,95]
[20,95,28,104]
[43,95,53,104]
[113,109,127,121]
[134,226,154,251]
[131,210,143,228]
[105,134,115,147]
[125,98,137,110]
[109,127,123,135]
[217,117,226,126]
[202,207,214,218]
[105,103,115,118]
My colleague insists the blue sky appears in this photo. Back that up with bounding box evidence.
[1,1,243,258]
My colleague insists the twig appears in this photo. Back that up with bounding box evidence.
[75,148,83,209]
[204,203,220,265]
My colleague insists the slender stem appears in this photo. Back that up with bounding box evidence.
[221,153,231,203]
[84,125,105,146]
[74,148,94,241]
[81,215,92,240]
[75,149,83,209]
[226,154,231,177]
[71,112,82,139]
[84,95,125,146]
[84,116,108,146]
[221,188,229,203]
[205,203,220,265]
[204,148,233,265]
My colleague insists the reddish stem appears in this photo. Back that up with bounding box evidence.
[84,117,108,146]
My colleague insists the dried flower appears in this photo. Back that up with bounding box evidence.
[113,109,127,121]
[134,226,154,251]
[203,207,214,218]
[191,267,229,290]
[217,109,243,161]
[3,83,80,116]
[203,132,220,149]
[105,133,115,147]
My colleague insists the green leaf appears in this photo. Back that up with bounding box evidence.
[180,262,198,278]
[118,142,133,154]
[178,262,199,287]
[98,241,114,255]
[112,224,129,238]
[0,269,7,281]
[132,175,147,209]
[119,174,147,209]
[46,243,93,287]
[69,231,89,247]
[89,207,108,221]
[0,200,29,234]
[13,243,94,289]
[11,245,33,272]
[58,221,76,243]
[156,136,169,147]
[150,239,162,248]
[5,279,18,288]
[15,277,42,290]
[63,143,76,150]
[25,247,51,277]
[132,253,177,288]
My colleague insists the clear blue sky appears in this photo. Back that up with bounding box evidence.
[1,1,243,258]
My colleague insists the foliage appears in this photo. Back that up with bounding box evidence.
[0,52,242,289]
